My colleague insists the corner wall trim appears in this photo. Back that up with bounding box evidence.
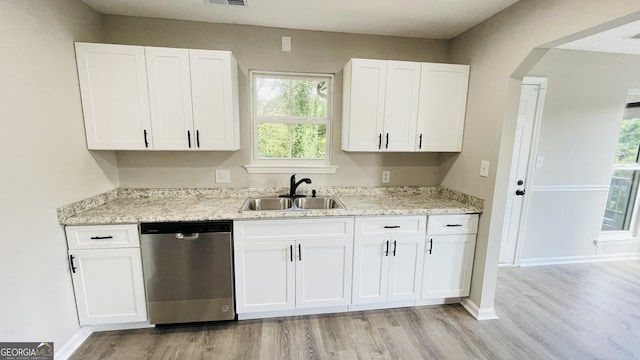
[54,327,92,360]
[460,298,498,320]
[519,253,640,267]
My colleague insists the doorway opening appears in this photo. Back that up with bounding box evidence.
[499,77,547,265]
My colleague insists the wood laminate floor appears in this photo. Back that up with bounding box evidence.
[70,260,640,359]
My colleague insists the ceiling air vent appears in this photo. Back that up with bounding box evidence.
[204,0,247,6]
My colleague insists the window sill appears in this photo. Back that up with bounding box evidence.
[243,164,338,174]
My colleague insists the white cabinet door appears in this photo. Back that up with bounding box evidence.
[75,43,152,150]
[387,236,425,301]
[70,248,147,325]
[342,59,386,151]
[421,234,476,299]
[296,239,353,308]
[189,50,240,150]
[352,237,389,304]
[234,241,296,313]
[382,61,421,152]
[416,63,469,152]
[145,47,194,150]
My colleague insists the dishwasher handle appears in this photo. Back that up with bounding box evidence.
[175,233,199,240]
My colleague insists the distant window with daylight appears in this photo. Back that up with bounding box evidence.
[251,71,332,163]
[602,99,640,232]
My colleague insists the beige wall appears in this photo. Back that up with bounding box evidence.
[448,0,640,314]
[0,0,117,348]
[521,49,640,261]
[100,16,453,188]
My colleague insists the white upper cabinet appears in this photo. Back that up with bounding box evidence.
[383,61,421,152]
[341,59,387,151]
[342,58,469,153]
[145,47,194,150]
[416,63,469,152]
[342,59,420,152]
[75,43,240,151]
[190,50,240,151]
[75,43,152,150]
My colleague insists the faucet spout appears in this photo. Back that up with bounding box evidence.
[289,174,312,197]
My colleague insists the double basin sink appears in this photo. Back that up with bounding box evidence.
[241,196,346,211]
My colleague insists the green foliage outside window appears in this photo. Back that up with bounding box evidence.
[614,117,640,163]
[255,75,329,160]
[258,123,326,159]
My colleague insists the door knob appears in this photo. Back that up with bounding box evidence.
[515,189,526,196]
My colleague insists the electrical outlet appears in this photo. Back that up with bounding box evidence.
[382,170,390,183]
[215,170,231,184]
[480,160,490,177]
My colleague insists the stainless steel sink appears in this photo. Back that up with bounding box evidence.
[240,196,345,211]
[294,197,345,210]
[241,197,292,211]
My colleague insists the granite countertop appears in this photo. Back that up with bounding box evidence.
[58,186,484,225]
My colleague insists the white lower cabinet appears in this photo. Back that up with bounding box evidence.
[66,224,147,325]
[235,241,296,312]
[421,214,479,300]
[234,218,354,316]
[234,214,478,319]
[352,216,426,305]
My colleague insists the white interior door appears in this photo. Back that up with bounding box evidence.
[499,78,546,264]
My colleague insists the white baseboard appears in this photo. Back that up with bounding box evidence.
[90,321,154,332]
[54,327,92,360]
[460,298,498,320]
[349,300,416,312]
[415,297,461,306]
[519,253,640,267]
[238,306,349,320]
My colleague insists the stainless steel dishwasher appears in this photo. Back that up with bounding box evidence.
[140,221,235,324]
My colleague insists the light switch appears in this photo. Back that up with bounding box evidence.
[480,160,490,177]
[215,170,231,184]
[536,156,544,168]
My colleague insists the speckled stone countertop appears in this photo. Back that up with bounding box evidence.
[58,186,483,225]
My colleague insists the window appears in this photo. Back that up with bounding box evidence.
[601,98,640,233]
[247,71,336,173]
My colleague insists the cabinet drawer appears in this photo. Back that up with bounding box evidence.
[427,215,478,235]
[235,218,354,242]
[355,216,426,236]
[66,224,140,249]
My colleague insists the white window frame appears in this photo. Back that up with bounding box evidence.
[244,70,337,174]
[599,89,640,244]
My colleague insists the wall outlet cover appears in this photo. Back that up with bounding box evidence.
[382,170,390,183]
[282,36,291,52]
[215,170,231,184]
